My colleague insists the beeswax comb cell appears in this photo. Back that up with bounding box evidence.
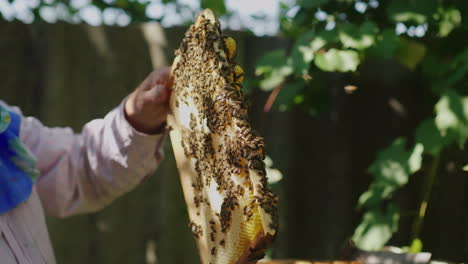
[168,8,279,264]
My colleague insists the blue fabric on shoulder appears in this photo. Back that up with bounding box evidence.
[0,106,37,214]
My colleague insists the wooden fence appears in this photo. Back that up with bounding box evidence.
[0,20,466,263]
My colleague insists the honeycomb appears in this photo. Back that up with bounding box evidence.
[168,9,278,264]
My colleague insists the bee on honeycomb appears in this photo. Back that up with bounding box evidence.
[168,9,279,264]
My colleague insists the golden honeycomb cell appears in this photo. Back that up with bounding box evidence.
[234,64,245,83]
[224,36,237,60]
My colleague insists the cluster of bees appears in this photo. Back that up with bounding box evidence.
[189,221,203,239]
[171,10,278,262]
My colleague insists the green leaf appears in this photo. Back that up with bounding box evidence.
[338,22,377,50]
[426,49,468,93]
[291,31,328,75]
[275,79,306,107]
[201,0,227,17]
[387,0,437,24]
[463,164,468,171]
[367,29,400,60]
[435,89,468,146]
[409,238,423,253]
[116,0,129,8]
[241,79,256,95]
[359,138,423,208]
[358,182,397,209]
[314,48,360,72]
[255,50,293,91]
[352,204,400,251]
[256,51,286,75]
[368,138,421,184]
[438,7,462,37]
[396,38,426,70]
[408,143,424,173]
[291,8,312,29]
[300,0,329,9]
[391,11,426,24]
[445,49,468,89]
[92,1,110,10]
[415,118,444,155]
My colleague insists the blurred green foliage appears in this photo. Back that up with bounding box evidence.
[90,1,148,22]
[0,0,228,23]
[200,0,226,17]
[253,0,468,252]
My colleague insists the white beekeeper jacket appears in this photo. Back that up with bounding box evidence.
[0,100,166,264]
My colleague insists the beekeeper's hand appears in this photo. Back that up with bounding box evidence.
[125,67,173,134]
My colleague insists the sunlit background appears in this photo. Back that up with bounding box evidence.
[0,0,281,35]
[0,0,428,36]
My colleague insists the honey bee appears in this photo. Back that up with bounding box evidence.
[211,247,217,256]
